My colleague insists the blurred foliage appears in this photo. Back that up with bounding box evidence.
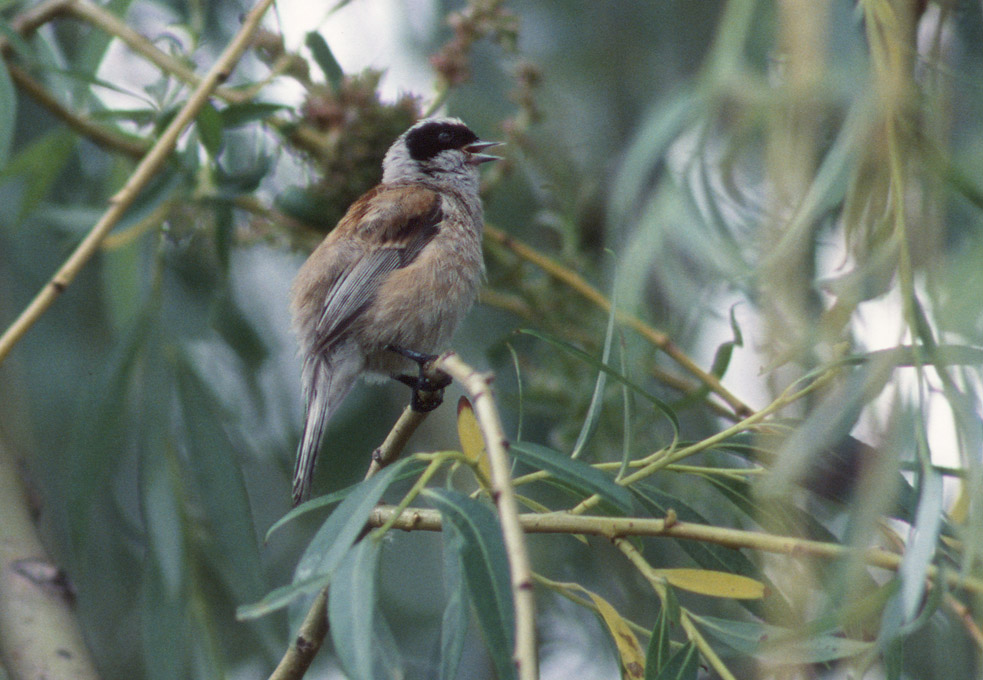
[2,0,983,679]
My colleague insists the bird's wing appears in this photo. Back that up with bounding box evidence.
[312,184,444,350]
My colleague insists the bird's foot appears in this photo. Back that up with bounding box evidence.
[387,345,452,412]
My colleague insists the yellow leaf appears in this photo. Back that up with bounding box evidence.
[543,580,646,677]
[651,568,765,599]
[456,397,491,488]
[586,592,645,678]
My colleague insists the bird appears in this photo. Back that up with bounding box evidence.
[289,116,500,505]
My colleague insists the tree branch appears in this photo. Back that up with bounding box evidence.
[367,504,983,597]
[0,441,101,680]
[434,352,539,680]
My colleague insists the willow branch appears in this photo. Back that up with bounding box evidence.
[434,352,539,680]
[0,0,277,366]
[483,224,753,418]
[267,589,328,680]
[365,405,431,480]
[0,441,101,680]
[367,505,983,597]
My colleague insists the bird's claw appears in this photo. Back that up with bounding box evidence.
[388,345,451,412]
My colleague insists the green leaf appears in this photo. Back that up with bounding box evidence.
[197,100,224,157]
[219,101,287,128]
[238,458,423,620]
[139,435,185,598]
[511,441,633,515]
[329,539,403,680]
[0,129,76,221]
[265,460,427,541]
[650,641,698,680]
[175,359,265,601]
[898,468,943,622]
[672,304,743,411]
[141,559,190,680]
[305,31,344,90]
[0,63,17,169]
[438,519,470,680]
[692,615,873,663]
[425,489,516,680]
[644,604,672,678]
[571,283,618,459]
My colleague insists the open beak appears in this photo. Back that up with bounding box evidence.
[465,140,503,164]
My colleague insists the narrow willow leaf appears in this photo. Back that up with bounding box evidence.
[197,100,224,156]
[305,31,344,90]
[219,101,287,127]
[265,459,425,540]
[664,584,680,625]
[425,489,516,680]
[644,606,671,678]
[618,335,634,480]
[0,62,17,168]
[693,615,872,663]
[457,397,491,487]
[142,560,190,680]
[329,539,398,680]
[697,473,839,543]
[238,458,421,620]
[883,638,903,680]
[571,285,618,459]
[673,304,743,410]
[438,520,470,680]
[139,438,185,598]
[582,589,646,679]
[899,468,943,622]
[0,129,76,221]
[175,360,265,601]
[511,441,633,514]
[650,568,764,600]
[650,641,698,680]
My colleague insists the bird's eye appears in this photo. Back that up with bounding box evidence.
[438,131,453,144]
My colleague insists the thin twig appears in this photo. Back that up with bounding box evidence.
[484,224,753,418]
[364,405,430,480]
[267,589,329,680]
[433,352,539,680]
[0,0,277,366]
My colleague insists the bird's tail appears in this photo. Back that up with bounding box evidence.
[292,354,360,505]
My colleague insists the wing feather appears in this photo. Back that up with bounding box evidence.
[309,185,443,351]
